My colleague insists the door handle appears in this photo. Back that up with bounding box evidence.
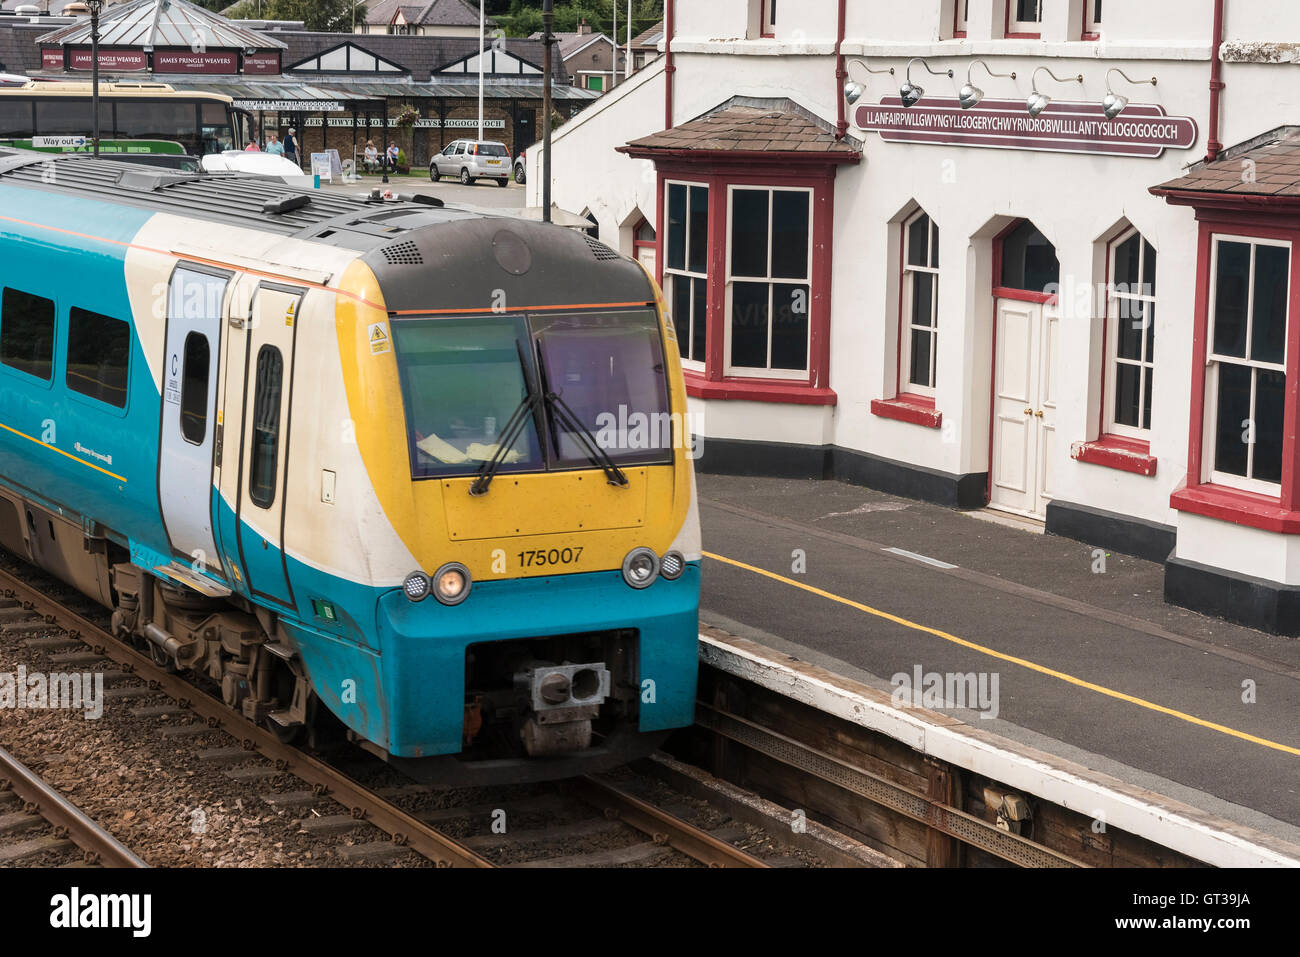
[1034,410,1044,418]
[1023,407,1033,415]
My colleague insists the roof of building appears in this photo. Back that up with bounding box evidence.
[624,97,861,155]
[270,31,566,84]
[0,17,573,88]
[1153,126,1300,200]
[529,29,615,61]
[629,22,663,49]
[363,0,493,29]
[39,0,286,51]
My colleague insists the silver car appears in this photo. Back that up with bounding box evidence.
[429,139,511,187]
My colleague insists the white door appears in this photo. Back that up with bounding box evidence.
[160,266,228,575]
[991,298,1057,519]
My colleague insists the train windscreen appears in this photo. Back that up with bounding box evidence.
[391,309,673,480]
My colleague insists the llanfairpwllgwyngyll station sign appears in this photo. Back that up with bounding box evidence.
[855,97,1198,158]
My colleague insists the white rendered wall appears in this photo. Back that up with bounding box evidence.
[541,0,1300,581]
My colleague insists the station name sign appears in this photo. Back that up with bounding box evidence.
[855,97,1198,158]
[303,117,507,129]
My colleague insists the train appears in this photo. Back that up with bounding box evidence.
[0,146,701,784]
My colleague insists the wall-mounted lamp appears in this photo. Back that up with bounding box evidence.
[1027,66,1082,117]
[1103,68,1157,120]
[959,60,1016,110]
[843,58,894,106]
[900,58,953,109]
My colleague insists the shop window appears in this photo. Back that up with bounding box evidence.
[663,181,709,366]
[0,287,54,382]
[1206,238,1289,494]
[725,186,812,376]
[66,307,129,408]
[1008,0,1042,37]
[1106,229,1157,436]
[901,209,940,395]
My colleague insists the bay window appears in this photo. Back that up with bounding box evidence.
[726,186,812,376]
[1206,237,1289,493]
[663,181,709,367]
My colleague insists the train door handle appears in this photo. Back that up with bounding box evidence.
[1034,410,1044,418]
[1023,407,1033,415]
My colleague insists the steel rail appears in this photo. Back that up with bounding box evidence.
[572,776,770,868]
[0,570,494,869]
[0,744,149,868]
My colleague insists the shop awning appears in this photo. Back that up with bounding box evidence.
[164,78,379,111]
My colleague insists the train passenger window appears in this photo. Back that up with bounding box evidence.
[66,308,130,408]
[249,346,284,509]
[0,287,55,381]
[180,332,210,445]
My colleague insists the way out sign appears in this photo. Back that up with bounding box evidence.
[855,97,1198,158]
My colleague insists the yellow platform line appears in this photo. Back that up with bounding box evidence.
[703,550,1300,758]
[0,422,127,484]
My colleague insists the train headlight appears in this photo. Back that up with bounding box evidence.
[622,547,660,589]
[432,562,472,605]
[660,551,685,580]
[403,571,431,602]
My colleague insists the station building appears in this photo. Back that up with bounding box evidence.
[0,0,595,163]
[531,0,1300,633]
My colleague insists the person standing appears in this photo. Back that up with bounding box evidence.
[266,132,284,156]
[284,127,299,167]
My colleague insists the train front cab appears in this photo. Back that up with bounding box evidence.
[321,258,702,783]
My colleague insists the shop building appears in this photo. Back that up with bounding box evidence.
[531,0,1300,633]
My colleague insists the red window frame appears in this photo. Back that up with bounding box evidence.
[1005,0,1043,39]
[953,0,968,39]
[760,0,776,38]
[873,207,943,428]
[1082,0,1102,41]
[1077,226,1159,475]
[1172,207,1300,533]
[649,156,843,405]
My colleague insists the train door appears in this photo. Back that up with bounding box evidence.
[233,284,303,609]
[160,266,229,581]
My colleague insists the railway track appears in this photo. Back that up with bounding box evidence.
[0,744,147,867]
[0,565,773,869]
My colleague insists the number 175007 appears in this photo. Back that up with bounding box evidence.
[517,547,583,568]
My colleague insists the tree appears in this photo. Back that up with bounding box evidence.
[498,0,663,38]
[223,0,366,32]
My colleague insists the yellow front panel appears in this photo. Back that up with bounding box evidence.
[441,469,648,540]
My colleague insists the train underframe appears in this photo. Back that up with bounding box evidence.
[0,494,665,785]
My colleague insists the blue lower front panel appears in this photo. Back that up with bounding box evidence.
[281,564,701,758]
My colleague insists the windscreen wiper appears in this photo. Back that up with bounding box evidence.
[469,341,541,497]
[534,338,629,489]
[468,390,538,496]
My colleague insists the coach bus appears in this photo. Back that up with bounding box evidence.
[0,80,249,159]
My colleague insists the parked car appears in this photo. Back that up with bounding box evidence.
[429,139,511,187]
[514,150,526,185]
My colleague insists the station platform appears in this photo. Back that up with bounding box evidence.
[694,474,1300,848]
